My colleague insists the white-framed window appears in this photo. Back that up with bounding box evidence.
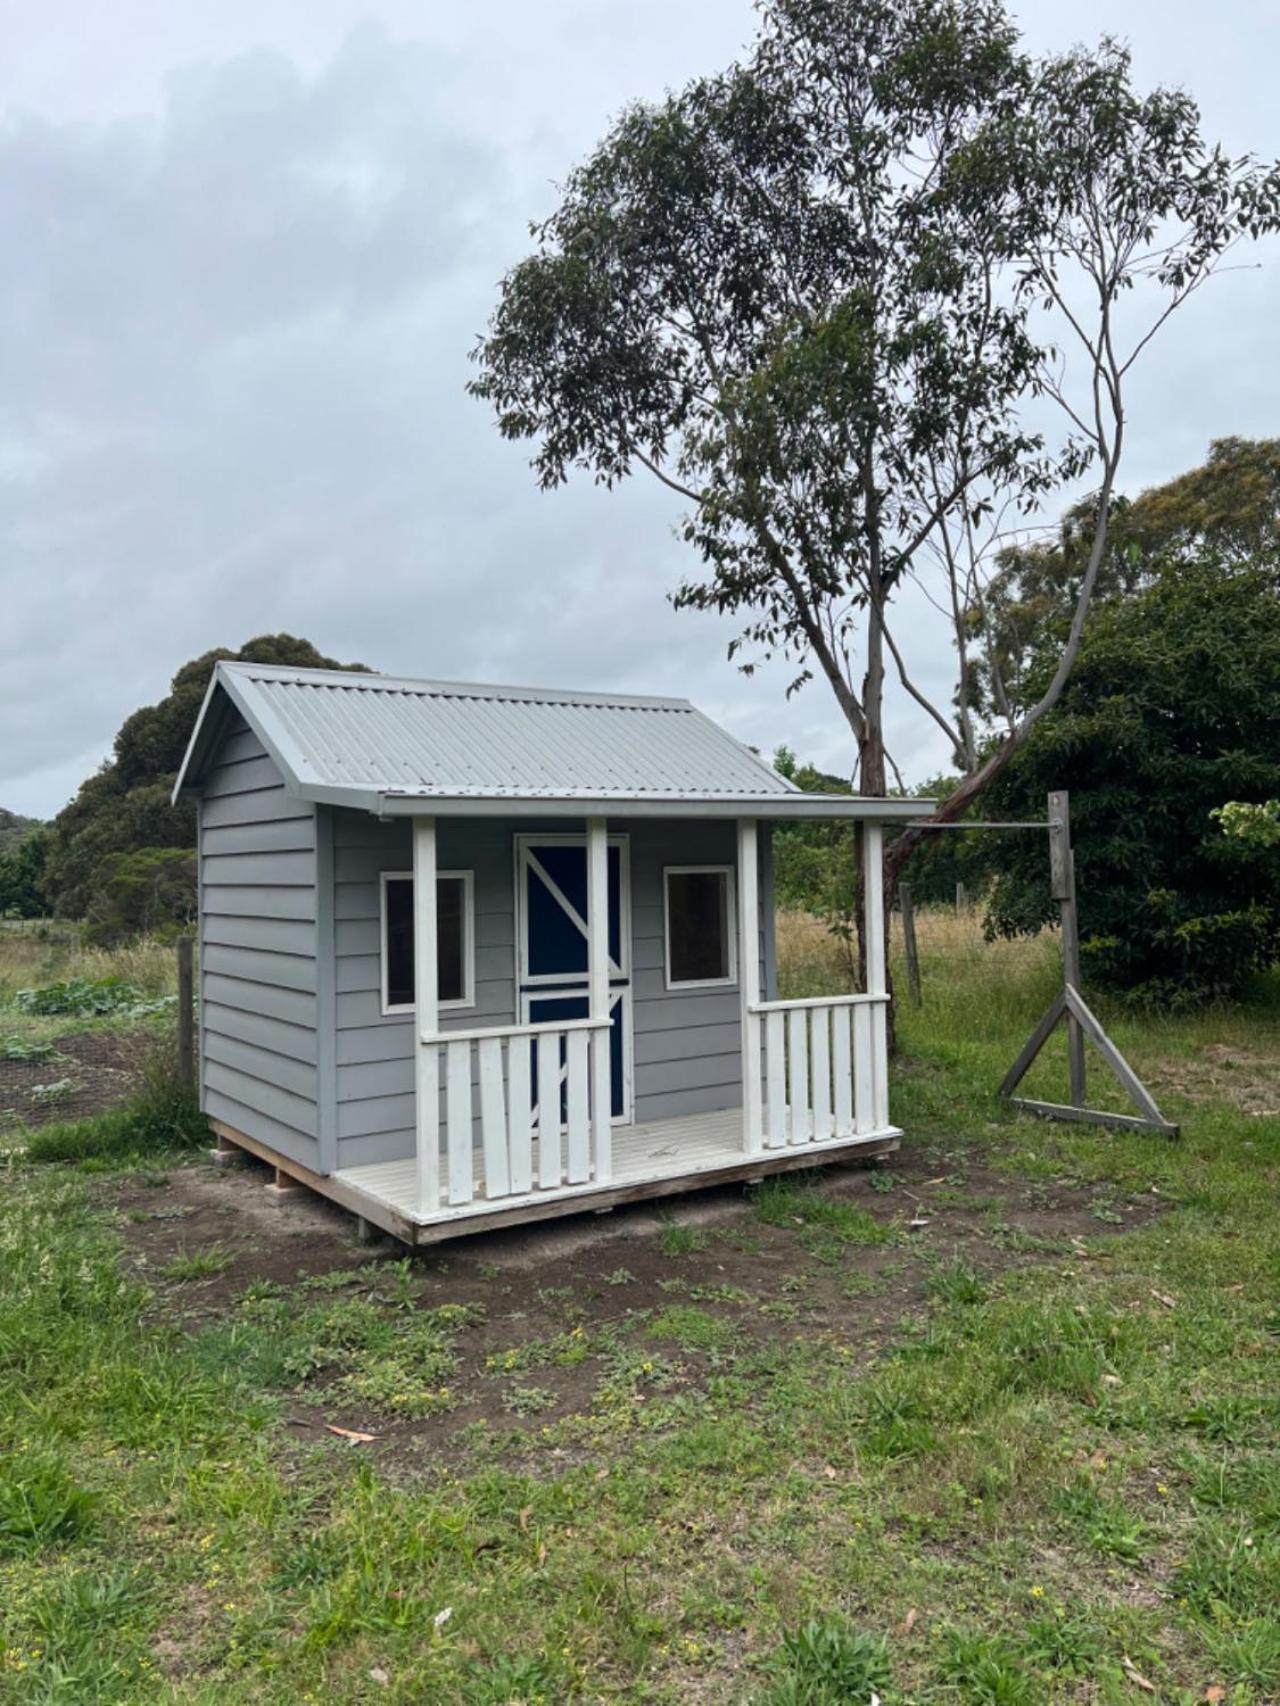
[663,865,737,990]
[380,870,475,1015]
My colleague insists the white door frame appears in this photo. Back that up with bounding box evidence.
[515,833,634,1125]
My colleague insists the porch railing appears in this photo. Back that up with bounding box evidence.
[748,994,890,1149]
[420,1016,612,1208]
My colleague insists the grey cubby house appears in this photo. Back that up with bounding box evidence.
[175,661,924,1243]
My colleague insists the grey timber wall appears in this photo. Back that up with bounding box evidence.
[198,717,324,1168]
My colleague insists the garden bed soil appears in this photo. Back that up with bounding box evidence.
[0,1029,152,1131]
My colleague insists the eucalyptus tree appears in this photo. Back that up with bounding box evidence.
[471,0,1279,894]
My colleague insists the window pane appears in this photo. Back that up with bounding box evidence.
[385,878,415,1007]
[437,877,465,1004]
[667,870,731,984]
[383,875,468,1008]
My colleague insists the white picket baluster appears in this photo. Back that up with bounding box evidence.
[811,1005,833,1140]
[477,1036,508,1199]
[565,1027,590,1184]
[507,1036,532,1194]
[853,1003,874,1134]
[832,1004,853,1136]
[788,1007,810,1144]
[445,1039,473,1205]
[765,1011,787,1147]
[872,1002,890,1129]
[536,1029,561,1188]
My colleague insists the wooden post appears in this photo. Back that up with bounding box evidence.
[586,817,612,1183]
[413,816,440,1217]
[737,819,763,1153]
[862,823,890,1129]
[898,883,921,1007]
[955,880,969,912]
[176,935,195,1091]
[1048,790,1087,1107]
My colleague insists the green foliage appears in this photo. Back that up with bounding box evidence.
[0,807,40,855]
[981,555,1280,1003]
[0,823,51,918]
[0,1035,62,1062]
[1216,800,1280,849]
[935,1627,1037,1704]
[759,1618,892,1705]
[974,438,1280,711]
[0,1451,101,1557]
[14,975,174,1018]
[771,752,986,917]
[82,846,197,945]
[769,748,858,931]
[42,634,366,931]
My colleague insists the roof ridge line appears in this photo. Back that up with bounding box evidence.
[218,660,695,712]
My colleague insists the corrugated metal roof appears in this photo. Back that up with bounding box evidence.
[182,661,801,803]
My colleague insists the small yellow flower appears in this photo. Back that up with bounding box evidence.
[1029,1585,1045,1599]
[1157,1483,1169,1495]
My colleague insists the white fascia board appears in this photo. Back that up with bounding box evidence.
[362,790,936,822]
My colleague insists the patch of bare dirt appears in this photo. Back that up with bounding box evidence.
[0,1029,152,1131]
[101,1137,1164,1476]
[1153,1040,1280,1118]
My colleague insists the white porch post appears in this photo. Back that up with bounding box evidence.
[413,816,440,1216]
[586,817,612,1182]
[862,821,890,1128]
[737,819,763,1153]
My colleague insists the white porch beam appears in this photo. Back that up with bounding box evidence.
[413,816,440,1216]
[737,819,763,1153]
[586,816,612,1182]
[861,822,890,1128]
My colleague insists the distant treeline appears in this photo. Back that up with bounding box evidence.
[7,439,1280,1001]
[0,635,367,941]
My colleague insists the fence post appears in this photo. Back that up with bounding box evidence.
[176,935,195,1092]
[1048,790,1087,1107]
[955,881,969,912]
[898,883,922,1006]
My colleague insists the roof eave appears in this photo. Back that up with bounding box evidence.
[350,789,935,822]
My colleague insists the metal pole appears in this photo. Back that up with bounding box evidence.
[898,883,922,1006]
[176,935,195,1091]
[1048,790,1087,1107]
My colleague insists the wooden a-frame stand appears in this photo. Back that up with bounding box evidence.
[997,791,1179,1139]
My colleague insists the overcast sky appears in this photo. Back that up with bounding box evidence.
[2,0,1277,819]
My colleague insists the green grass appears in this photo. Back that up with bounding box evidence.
[0,915,1277,1700]
[160,1245,237,1283]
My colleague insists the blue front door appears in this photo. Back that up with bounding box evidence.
[517,837,631,1122]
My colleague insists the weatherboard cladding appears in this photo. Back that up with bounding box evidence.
[210,662,798,801]
[197,718,325,1170]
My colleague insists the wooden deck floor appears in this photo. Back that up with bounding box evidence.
[329,1107,900,1244]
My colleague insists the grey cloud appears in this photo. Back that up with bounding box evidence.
[2,5,1278,819]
